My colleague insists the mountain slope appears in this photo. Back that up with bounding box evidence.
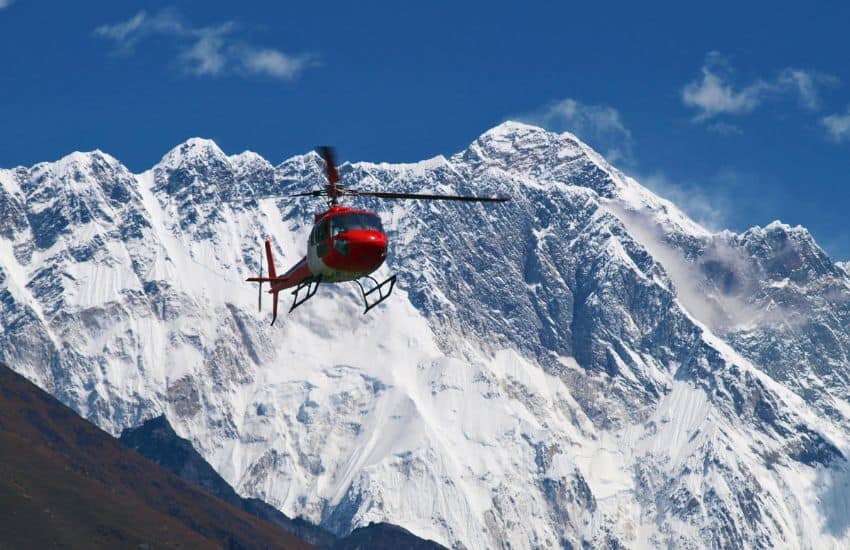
[0,363,311,549]
[120,415,445,550]
[2,122,850,548]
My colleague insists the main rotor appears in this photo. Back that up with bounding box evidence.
[289,146,510,208]
[203,146,510,208]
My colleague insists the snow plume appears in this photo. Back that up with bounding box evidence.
[94,9,315,79]
[606,200,728,329]
[695,236,797,331]
[637,171,730,231]
[606,201,798,332]
[682,51,836,122]
[513,98,634,164]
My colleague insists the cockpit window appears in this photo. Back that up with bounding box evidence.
[331,213,383,236]
[312,219,330,243]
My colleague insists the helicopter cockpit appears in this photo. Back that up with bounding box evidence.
[330,213,384,236]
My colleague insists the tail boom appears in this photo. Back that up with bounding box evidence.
[246,239,313,325]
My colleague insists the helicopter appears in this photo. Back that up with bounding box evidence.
[246,147,509,325]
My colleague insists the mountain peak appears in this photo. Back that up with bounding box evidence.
[763,219,806,233]
[229,150,265,163]
[30,149,121,175]
[480,120,547,138]
[741,219,816,245]
[157,137,227,171]
[453,120,630,202]
[468,120,594,164]
[736,219,841,283]
[153,137,237,197]
[228,150,273,175]
[476,120,587,150]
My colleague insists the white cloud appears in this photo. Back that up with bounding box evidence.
[94,10,186,52]
[514,98,634,164]
[682,54,764,120]
[235,47,315,79]
[95,11,153,46]
[778,68,826,110]
[178,25,233,76]
[681,52,836,122]
[0,0,14,8]
[823,106,850,143]
[95,10,314,80]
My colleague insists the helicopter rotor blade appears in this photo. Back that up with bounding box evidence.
[317,146,339,185]
[181,190,327,205]
[178,143,511,206]
[317,146,340,203]
[288,189,328,198]
[349,190,509,202]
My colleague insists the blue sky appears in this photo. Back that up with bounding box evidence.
[1,1,849,259]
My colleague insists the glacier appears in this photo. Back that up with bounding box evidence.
[2,121,850,548]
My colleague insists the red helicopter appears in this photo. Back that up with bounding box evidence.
[246,147,508,324]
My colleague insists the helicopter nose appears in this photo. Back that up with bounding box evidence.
[334,230,387,270]
[353,231,387,261]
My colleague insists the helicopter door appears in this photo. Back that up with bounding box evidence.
[312,219,331,258]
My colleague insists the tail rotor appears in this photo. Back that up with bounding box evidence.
[246,237,282,326]
[258,248,263,312]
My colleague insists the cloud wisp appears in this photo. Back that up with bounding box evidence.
[609,201,805,333]
[514,98,634,164]
[0,0,14,8]
[636,171,733,232]
[94,9,315,80]
[681,52,836,123]
[822,106,850,143]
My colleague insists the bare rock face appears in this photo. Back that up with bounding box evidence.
[2,122,850,549]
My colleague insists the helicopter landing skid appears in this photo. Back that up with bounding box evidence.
[289,276,322,313]
[354,274,396,314]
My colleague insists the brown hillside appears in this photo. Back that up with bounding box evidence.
[0,364,312,549]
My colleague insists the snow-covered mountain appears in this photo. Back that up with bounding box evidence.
[2,122,850,548]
